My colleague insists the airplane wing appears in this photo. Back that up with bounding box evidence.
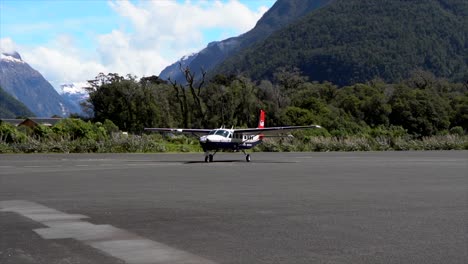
[144,128,212,135]
[145,124,321,136]
[233,125,322,135]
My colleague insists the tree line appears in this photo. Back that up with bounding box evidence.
[1,67,466,153]
[84,68,467,138]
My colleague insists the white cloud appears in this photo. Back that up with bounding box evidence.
[3,0,270,90]
[108,0,267,56]
[21,44,107,89]
[95,0,269,78]
[0,38,17,53]
[2,36,107,90]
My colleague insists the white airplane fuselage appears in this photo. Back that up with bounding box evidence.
[199,129,262,151]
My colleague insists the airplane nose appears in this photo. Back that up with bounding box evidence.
[207,135,217,142]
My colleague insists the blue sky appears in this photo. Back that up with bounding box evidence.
[0,0,275,89]
[1,0,119,51]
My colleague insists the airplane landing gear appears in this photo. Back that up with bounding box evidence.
[204,150,251,162]
[204,151,216,162]
[242,150,251,162]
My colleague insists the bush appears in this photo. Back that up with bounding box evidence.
[102,119,120,135]
[33,125,53,140]
[449,126,464,136]
[0,123,27,143]
[0,142,12,153]
[52,119,105,141]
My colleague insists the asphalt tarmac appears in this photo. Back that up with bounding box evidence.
[0,151,466,264]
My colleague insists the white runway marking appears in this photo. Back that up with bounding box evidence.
[1,200,216,264]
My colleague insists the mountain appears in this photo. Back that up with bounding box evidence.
[159,0,333,83]
[59,83,89,116]
[0,85,34,118]
[159,53,198,83]
[0,52,78,117]
[214,0,468,86]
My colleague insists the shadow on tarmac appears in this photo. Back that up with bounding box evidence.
[184,160,297,164]
[125,159,298,164]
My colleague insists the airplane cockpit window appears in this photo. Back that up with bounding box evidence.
[209,130,216,135]
[214,130,230,137]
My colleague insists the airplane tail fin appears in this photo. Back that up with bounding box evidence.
[258,110,265,140]
[258,109,265,128]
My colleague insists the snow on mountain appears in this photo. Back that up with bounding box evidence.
[59,83,89,116]
[0,52,25,64]
[60,83,89,97]
[159,52,198,81]
[181,52,198,62]
[0,51,77,117]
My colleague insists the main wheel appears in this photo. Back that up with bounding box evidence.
[246,154,251,162]
[209,154,214,162]
[205,156,209,162]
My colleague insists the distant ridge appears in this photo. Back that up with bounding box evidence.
[159,0,333,83]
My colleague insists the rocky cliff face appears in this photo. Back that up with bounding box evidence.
[0,52,78,117]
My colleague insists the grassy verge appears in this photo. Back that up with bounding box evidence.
[256,134,468,152]
[1,134,466,154]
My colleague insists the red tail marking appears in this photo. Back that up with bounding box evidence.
[258,109,265,128]
[258,109,265,140]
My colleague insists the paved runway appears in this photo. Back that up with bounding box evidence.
[0,151,466,264]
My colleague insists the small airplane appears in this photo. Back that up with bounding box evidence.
[144,110,321,162]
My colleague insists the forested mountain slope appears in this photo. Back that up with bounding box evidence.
[214,0,468,86]
[159,0,333,83]
[0,85,34,118]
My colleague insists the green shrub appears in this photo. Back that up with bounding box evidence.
[0,123,27,143]
[449,126,464,136]
[0,142,12,153]
[53,119,99,140]
[33,125,53,140]
[102,119,119,135]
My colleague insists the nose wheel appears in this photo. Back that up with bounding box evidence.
[204,152,215,162]
[242,150,251,162]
